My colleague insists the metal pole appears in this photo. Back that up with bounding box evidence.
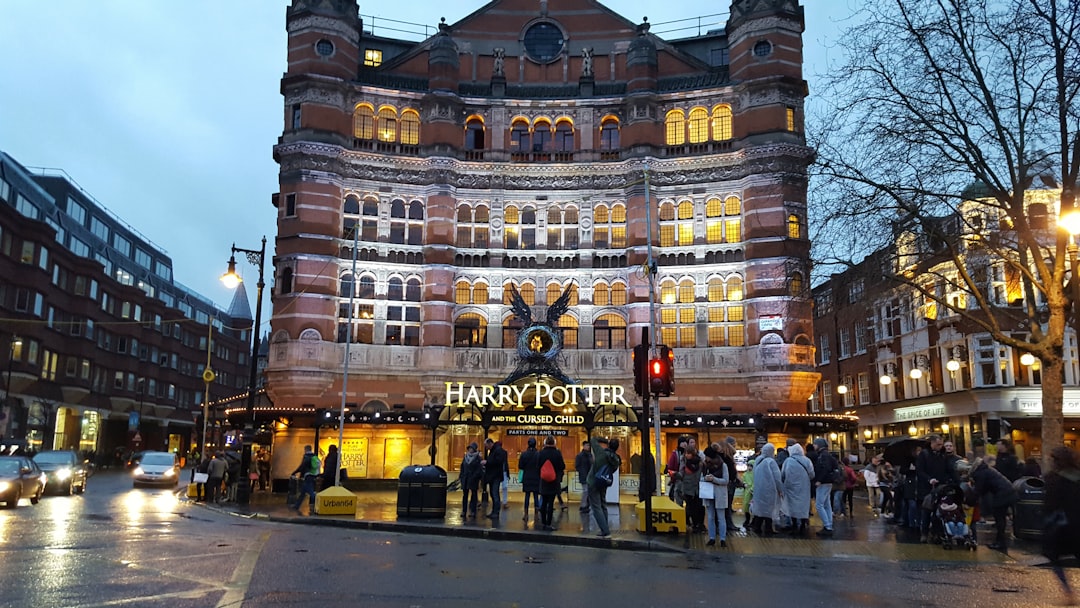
[5,337,18,439]
[336,221,360,487]
[643,165,663,491]
[202,317,213,459]
[236,236,266,506]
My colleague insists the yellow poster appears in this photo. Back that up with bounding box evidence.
[317,438,369,479]
[384,438,412,479]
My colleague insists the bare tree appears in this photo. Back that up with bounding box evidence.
[811,0,1080,453]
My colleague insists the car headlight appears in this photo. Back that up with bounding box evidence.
[133,467,145,476]
[163,468,176,478]
[55,468,72,480]
[0,481,9,492]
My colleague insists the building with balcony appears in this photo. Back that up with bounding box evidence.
[0,151,252,459]
[813,187,1076,462]
[264,0,823,487]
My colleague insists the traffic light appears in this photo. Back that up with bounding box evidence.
[648,345,674,396]
[632,343,649,396]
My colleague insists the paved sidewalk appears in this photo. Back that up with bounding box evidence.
[185,481,1042,564]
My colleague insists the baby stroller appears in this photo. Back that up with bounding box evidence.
[929,483,977,550]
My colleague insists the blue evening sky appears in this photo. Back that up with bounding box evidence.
[0,1,857,321]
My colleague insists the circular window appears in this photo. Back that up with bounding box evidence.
[753,40,772,58]
[315,39,335,57]
[523,22,565,63]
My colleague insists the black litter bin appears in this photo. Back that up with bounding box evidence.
[1013,476,1046,540]
[397,465,448,518]
[287,476,300,506]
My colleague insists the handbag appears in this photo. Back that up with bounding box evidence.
[517,469,524,483]
[594,464,614,488]
[698,478,715,500]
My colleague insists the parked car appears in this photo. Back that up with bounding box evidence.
[0,455,46,507]
[33,450,89,495]
[132,451,180,487]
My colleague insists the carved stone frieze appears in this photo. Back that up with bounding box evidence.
[287,14,360,43]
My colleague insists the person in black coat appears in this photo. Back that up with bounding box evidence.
[915,434,955,542]
[482,438,507,518]
[459,442,484,517]
[536,436,566,531]
[994,439,1023,482]
[518,438,541,522]
[1043,447,1080,605]
[321,444,340,490]
[968,457,1018,551]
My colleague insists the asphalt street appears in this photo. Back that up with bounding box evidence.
[0,469,1075,607]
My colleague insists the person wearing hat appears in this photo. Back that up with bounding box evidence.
[587,436,621,538]
[519,437,542,523]
[811,437,838,536]
[459,441,484,518]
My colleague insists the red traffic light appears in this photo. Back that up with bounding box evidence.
[650,359,664,377]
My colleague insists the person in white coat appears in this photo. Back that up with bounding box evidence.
[750,443,783,536]
[701,444,730,547]
[781,443,815,536]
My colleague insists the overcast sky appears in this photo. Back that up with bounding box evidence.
[0,0,856,323]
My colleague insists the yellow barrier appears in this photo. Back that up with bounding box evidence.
[315,485,358,516]
[635,496,686,533]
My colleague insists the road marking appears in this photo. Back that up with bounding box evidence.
[217,530,271,608]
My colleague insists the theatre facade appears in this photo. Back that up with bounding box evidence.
[255,0,826,490]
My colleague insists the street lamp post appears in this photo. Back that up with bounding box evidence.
[5,336,22,439]
[220,237,266,506]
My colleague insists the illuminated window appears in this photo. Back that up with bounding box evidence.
[510,119,531,151]
[364,49,383,67]
[593,313,626,349]
[558,315,579,349]
[706,198,722,217]
[353,105,374,139]
[465,117,485,150]
[400,109,420,145]
[474,282,488,304]
[688,107,709,143]
[547,282,563,305]
[724,219,741,243]
[610,281,626,306]
[787,213,803,239]
[455,281,471,305]
[712,104,732,141]
[665,110,686,145]
[790,272,804,297]
[594,282,610,306]
[660,281,677,304]
[678,279,695,303]
[786,107,796,132]
[456,204,489,247]
[706,220,723,244]
[726,277,744,301]
[454,313,487,347]
[708,279,724,302]
[724,196,741,215]
[593,203,625,249]
[377,107,397,142]
[520,283,535,305]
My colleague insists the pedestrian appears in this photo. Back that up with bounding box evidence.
[915,434,953,542]
[749,443,782,536]
[781,442,814,536]
[811,437,838,537]
[519,437,541,522]
[666,436,687,505]
[863,455,882,515]
[501,448,510,509]
[680,437,705,533]
[741,459,755,529]
[1042,446,1080,606]
[586,436,621,538]
[701,444,729,547]
[322,444,340,490]
[256,448,271,491]
[482,438,507,519]
[1022,456,1043,478]
[537,436,565,531]
[775,438,797,529]
[290,445,320,514]
[459,442,483,517]
[206,452,227,504]
[968,456,1017,552]
[223,447,241,502]
[722,436,742,531]
[878,460,895,516]
[574,440,593,513]
[994,439,1023,482]
[195,454,212,502]
[840,457,858,518]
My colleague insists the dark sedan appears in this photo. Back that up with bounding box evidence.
[0,456,45,508]
[33,450,89,495]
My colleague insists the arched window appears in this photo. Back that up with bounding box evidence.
[457,205,472,223]
[688,107,709,143]
[400,109,420,145]
[504,205,520,249]
[706,198,723,244]
[358,275,376,298]
[547,282,562,305]
[533,119,552,152]
[599,117,620,152]
[593,313,627,349]
[344,195,360,214]
[405,278,421,302]
[708,278,724,302]
[593,281,610,306]
[677,200,694,220]
[389,200,406,244]
[455,280,470,305]
[353,104,374,139]
[678,279,695,303]
[724,196,741,215]
[340,272,354,297]
[520,283,535,305]
[659,202,676,221]
[665,110,686,145]
[474,281,488,304]
[363,200,379,216]
[610,281,627,306]
[554,120,574,152]
[511,119,531,153]
[503,282,515,305]
[726,277,744,301]
[465,117,485,150]
[377,107,397,142]
[790,272,804,297]
[454,312,487,347]
[387,277,404,300]
[711,104,732,141]
[660,280,677,304]
[391,200,406,218]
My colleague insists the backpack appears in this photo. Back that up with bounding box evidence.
[830,460,844,485]
[308,455,321,476]
[540,459,556,483]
